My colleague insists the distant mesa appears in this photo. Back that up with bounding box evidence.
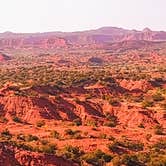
[88,57,103,64]
[143,27,152,32]
[0,26,166,48]
[58,59,70,64]
[0,53,11,62]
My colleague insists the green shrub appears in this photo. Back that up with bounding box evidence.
[107,135,115,141]
[86,120,97,127]
[147,155,166,166]
[12,116,22,123]
[36,120,45,127]
[153,139,166,150]
[152,93,165,102]
[104,121,117,127]
[40,139,49,145]
[142,100,153,108]
[50,130,60,139]
[17,134,26,141]
[39,143,57,154]
[121,141,144,151]
[121,154,142,166]
[82,149,113,165]
[109,98,119,106]
[108,140,144,152]
[64,129,82,139]
[0,116,8,123]
[99,133,107,139]
[1,128,12,139]
[14,142,34,151]
[26,134,39,142]
[138,123,145,128]
[65,129,77,135]
[73,118,82,126]
[104,114,118,127]
[108,142,120,153]
[154,125,164,135]
[60,145,83,162]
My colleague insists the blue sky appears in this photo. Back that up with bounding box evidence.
[0,0,165,32]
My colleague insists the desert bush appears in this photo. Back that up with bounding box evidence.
[112,153,147,166]
[108,140,144,152]
[104,120,118,127]
[84,94,93,100]
[40,139,49,145]
[64,129,82,139]
[154,125,164,135]
[142,100,153,108]
[60,145,83,162]
[102,96,120,106]
[99,133,107,139]
[36,120,45,127]
[0,116,8,123]
[108,141,120,153]
[65,129,77,135]
[50,130,60,139]
[152,93,165,102]
[13,142,34,151]
[1,128,12,140]
[17,134,26,141]
[121,141,144,151]
[102,95,119,106]
[86,120,97,127]
[26,134,39,142]
[107,135,115,141]
[160,103,166,110]
[109,99,120,106]
[82,149,113,165]
[138,123,145,128]
[147,154,166,166]
[73,118,82,126]
[152,139,166,150]
[39,143,57,154]
[12,116,22,123]
[104,114,118,127]
[121,154,142,166]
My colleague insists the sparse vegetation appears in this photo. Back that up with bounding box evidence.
[12,116,22,123]
[108,140,144,153]
[142,100,153,108]
[0,42,166,166]
[154,125,164,135]
[82,149,113,165]
[59,145,83,162]
[73,118,82,126]
[50,130,60,139]
[36,120,45,127]
[1,128,12,140]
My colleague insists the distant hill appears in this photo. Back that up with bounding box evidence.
[0,27,166,48]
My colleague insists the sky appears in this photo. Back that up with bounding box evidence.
[0,0,165,33]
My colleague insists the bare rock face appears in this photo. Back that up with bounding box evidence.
[118,79,153,92]
[0,36,68,49]
[0,82,165,129]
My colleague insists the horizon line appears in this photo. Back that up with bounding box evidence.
[0,26,165,34]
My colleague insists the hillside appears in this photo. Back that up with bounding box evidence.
[1,27,166,48]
